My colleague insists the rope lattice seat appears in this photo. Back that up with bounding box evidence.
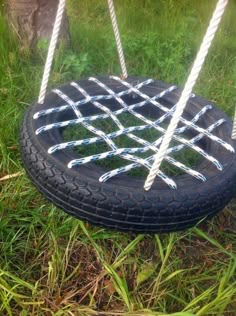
[33,76,233,190]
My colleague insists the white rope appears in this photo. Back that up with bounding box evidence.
[107,0,128,79]
[231,110,236,139]
[38,0,66,104]
[144,0,229,191]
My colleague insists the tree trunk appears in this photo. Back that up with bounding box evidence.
[6,0,69,49]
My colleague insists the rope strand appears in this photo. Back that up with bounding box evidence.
[231,109,236,139]
[107,0,128,79]
[38,0,66,104]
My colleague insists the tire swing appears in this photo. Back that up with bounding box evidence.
[20,0,236,233]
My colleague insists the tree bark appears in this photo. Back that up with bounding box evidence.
[6,0,69,49]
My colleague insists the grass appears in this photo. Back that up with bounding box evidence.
[0,0,236,315]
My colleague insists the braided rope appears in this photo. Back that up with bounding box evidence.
[53,83,176,188]
[111,76,234,153]
[34,77,233,188]
[232,110,236,139]
[107,0,128,78]
[35,87,175,136]
[144,0,229,191]
[47,104,210,154]
[34,80,154,120]
[100,118,226,182]
[91,78,224,170]
[38,0,66,104]
[70,81,206,183]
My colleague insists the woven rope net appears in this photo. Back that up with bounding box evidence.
[34,76,234,189]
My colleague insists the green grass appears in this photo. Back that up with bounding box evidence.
[1,0,236,315]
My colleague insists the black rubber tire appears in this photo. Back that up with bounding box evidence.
[19,76,236,233]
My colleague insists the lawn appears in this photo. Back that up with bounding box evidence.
[0,0,236,315]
